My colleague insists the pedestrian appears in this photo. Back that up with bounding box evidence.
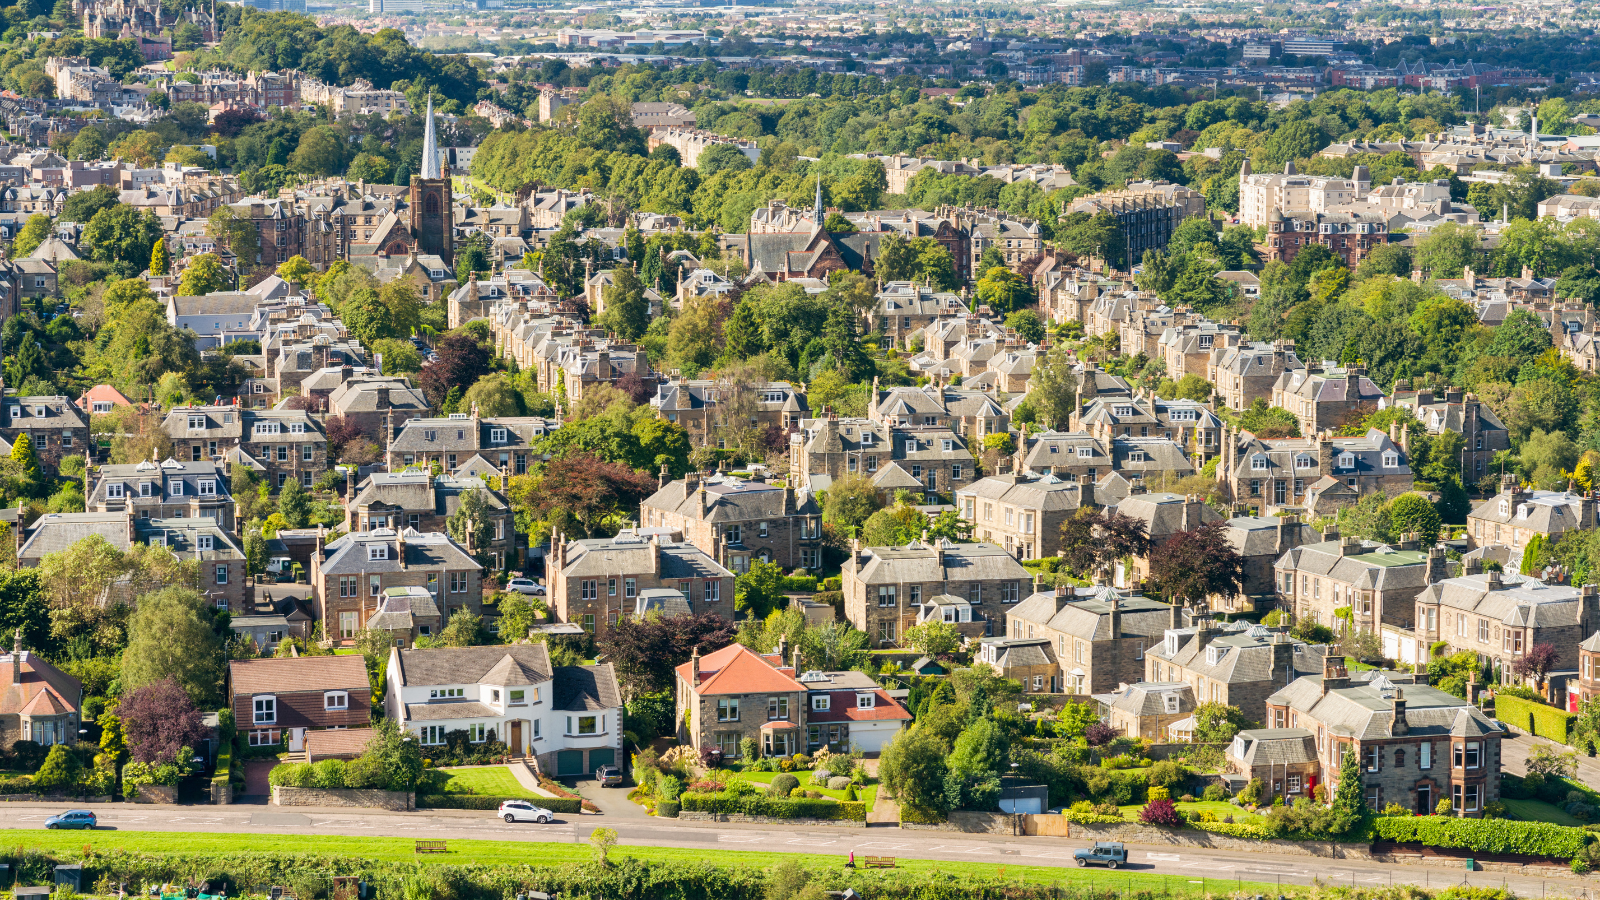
[847,850,855,868]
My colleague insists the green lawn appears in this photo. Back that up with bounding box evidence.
[4,830,1285,893]
[1502,797,1586,826]
[720,769,879,808]
[1117,800,1265,822]
[424,765,538,799]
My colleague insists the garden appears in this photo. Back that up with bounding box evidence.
[629,743,873,821]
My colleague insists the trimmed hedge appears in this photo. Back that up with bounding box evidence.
[1494,695,1576,744]
[1374,815,1590,859]
[656,800,680,818]
[418,794,583,814]
[1193,820,1273,839]
[1063,810,1125,824]
[899,804,948,825]
[680,791,866,821]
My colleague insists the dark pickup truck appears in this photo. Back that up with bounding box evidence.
[1074,842,1127,868]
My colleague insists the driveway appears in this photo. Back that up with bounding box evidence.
[1501,731,1600,781]
[585,782,654,821]
[242,759,277,798]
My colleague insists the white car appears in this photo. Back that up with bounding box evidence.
[498,800,555,824]
[506,578,546,596]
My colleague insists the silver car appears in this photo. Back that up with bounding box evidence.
[498,800,555,824]
[506,578,546,596]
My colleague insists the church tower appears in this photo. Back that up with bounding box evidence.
[409,95,454,266]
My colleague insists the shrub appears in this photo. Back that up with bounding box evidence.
[268,762,316,788]
[311,759,347,790]
[1139,798,1183,827]
[680,791,867,821]
[1374,815,1590,859]
[1147,759,1186,789]
[343,755,384,789]
[1495,694,1576,743]
[1194,819,1273,839]
[1085,722,1115,746]
[416,794,582,813]
[1202,783,1227,802]
[767,773,799,797]
[1381,803,1411,816]
[827,776,851,791]
[812,768,832,784]
[655,800,680,818]
[900,804,947,825]
[658,775,682,801]
[1147,786,1169,801]
[1239,778,1264,805]
[845,784,858,801]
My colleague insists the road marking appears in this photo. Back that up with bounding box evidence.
[1147,853,1181,861]
[1030,852,1080,860]
[855,842,913,850]
[789,838,837,846]
[718,835,762,843]
[1182,862,1231,871]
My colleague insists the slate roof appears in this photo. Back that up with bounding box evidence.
[1470,488,1592,536]
[1223,516,1317,557]
[553,663,622,711]
[1274,540,1430,592]
[635,587,692,618]
[1230,728,1317,766]
[958,471,1092,512]
[367,586,443,631]
[560,531,732,580]
[316,528,481,576]
[1007,586,1174,642]
[396,643,553,687]
[18,512,131,561]
[1111,492,1223,538]
[1415,572,1586,629]
[852,539,1030,586]
[641,476,818,523]
[1101,681,1195,717]
[1147,623,1325,685]
[1267,672,1501,740]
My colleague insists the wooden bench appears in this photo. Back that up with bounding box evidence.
[862,857,896,869]
[415,841,449,854]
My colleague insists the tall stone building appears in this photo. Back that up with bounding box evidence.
[410,96,454,266]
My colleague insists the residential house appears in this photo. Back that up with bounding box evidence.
[1265,656,1504,817]
[75,385,136,416]
[311,528,484,647]
[1215,427,1412,516]
[651,379,808,449]
[1413,572,1598,678]
[640,472,823,572]
[1389,383,1509,487]
[86,458,234,530]
[975,638,1061,694]
[1209,341,1304,412]
[843,539,1032,646]
[1109,491,1223,588]
[796,668,911,753]
[323,374,430,443]
[956,471,1093,560]
[1274,532,1446,634]
[16,512,132,568]
[345,470,519,570]
[1271,366,1386,437]
[1076,395,1223,457]
[136,516,248,612]
[1002,584,1176,695]
[386,414,554,477]
[1216,515,1318,612]
[1467,477,1597,555]
[0,395,89,471]
[385,643,623,772]
[161,405,327,492]
[789,414,975,502]
[1099,681,1196,741]
[1226,728,1320,803]
[1570,630,1600,712]
[0,630,80,747]
[1145,615,1325,713]
[229,655,371,752]
[547,530,736,640]
[675,642,807,758]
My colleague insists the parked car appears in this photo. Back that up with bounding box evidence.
[498,800,555,824]
[506,578,545,596]
[44,810,96,830]
[596,764,623,787]
[1074,842,1125,869]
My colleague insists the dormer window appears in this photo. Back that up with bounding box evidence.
[1518,504,1531,519]
[1295,454,1314,469]
[813,694,830,711]
[170,481,183,497]
[1383,452,1399,468]
[324,691,348,711]
[32,407,43,418]
[198,480,216,496]
[254,422,281,436]
[1338,452,1356,468]
[188,415,206,430]
[1499,500,1510,515]
[1165,634,1177,655]
[368,544,389,561]
[1251,455,1268,471]
[1207,646,1224,665]
[1077,447,1093,458]
[1162,692,1180,713]
[106,483,124,499]
[1129,451,1146,463]
[140,482,152,498]
[904,440,917,454]
[491,428,507,444]
[1114,406,1135,416]
[856,693,875,709]
[290,422,305,434]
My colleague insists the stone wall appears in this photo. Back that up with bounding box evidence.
[677,811,866,828]
[211,782,233,805]
[1068,821,1373,859]
[130,784,179,804]
[901,811,1017,833]
[271,785,414,810]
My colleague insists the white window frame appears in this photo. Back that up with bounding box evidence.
[368,544,389,561]
[324,691,349,711]
[253,695,276,725]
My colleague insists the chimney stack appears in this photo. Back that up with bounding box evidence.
[10,628,20,687]
[690,648,701,685]
[1391,687,1409,735]
[1320,654,1350,695]
[1485,569,1503,591]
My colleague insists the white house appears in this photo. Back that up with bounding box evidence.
[796,670,912,754]
[384,644,623,777]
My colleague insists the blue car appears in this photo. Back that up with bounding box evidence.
[44,810,96,830]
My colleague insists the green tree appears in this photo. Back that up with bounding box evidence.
[32,744,80,790]
[446,488,496,565]
[277,479,311,527]
[11,214,52,258]
[346,152,391,183]
[440,609,485,647]
[861,501,926,547]
[1387,492,1442,540]
[878,725,952,814]
[120,586,224,707]
[10,433,40,481]
[1192,702,1252,742]
[1004,310,1045,343]
[276,255,314,292]
[290,125,347,176]
[460,374,522,417]
[1413,222,1478,280]
[1328,746,1369,834]
[598,265,650,341]
[735,559,785,620]
[903,619,962,657]
[821,473,882,535]
[83,204,162,276]
[1026,343,1079,429]
[975,267,1034,315]
[178,253,229,296]
[149,237,170,276]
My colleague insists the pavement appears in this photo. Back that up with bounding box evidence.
[4,802,1596,897]
[1501,731,1600,783]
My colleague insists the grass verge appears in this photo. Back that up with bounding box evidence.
[7,830,1286,892]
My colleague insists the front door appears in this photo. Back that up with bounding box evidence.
[509,720,523,757]
[1416,785,1432,816]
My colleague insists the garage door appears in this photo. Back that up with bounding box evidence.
[589,748,615,771]
[557,750,585,776]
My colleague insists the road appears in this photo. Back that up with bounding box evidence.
[1,803,1594,898]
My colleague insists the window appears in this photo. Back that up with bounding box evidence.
[215,564,228,585]
[768,697,789,720]
[718,699,739,721]
[278,446,288,462]
[451,572,467,593]
[303,445,314,462]
[324,691,348,711]
[420,725,445,745]
[254,422,281,436]
[198,479,216,496]
[289,422,305,435]
[370,575,381,596]
[140,482,153,498]
[368,544,388,561]
[170,481,184,497]
[1251,455,1268,471]
[1465,741,1480,768]
[877,586,896,607]
[253,696,276,724]
[704,581,719,603]
[491,428,507,444]
[813,694,830,711]
[429,688,465,700]
[107,483,124,499]
[188,415,206,430]
[339,577,358,599]
[625,578,637,598]
[467,723,487,743]
[510,689,526,706]
[197,535,214,551]
[1077,446,1093,458]
[582,613,595,632]
[340,611,357,640]
[1365,745,1380,772]
[857,693,876,709]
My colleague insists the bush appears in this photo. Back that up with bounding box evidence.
[812,768,832,784]
[767,773,799,798]
[1064,801,1125,824]
[900,804,947,825]
[1147,759,1186,790]
[1194,819,1273,839]
[1239,777,1264,805]
[1147,786,1169,801]
[1085,722,1115,746]
[656,800,680,818]
[343,754,385,789]
[311,759,347,790]
[269,763,316,788]
[679,791,867,821]
[1495,694,1576,743]
[1202,783,1227,802]
[1139,798,1183,827]
[827,776,851,791]
[1374,814,1590,859]
[416,794,583,813]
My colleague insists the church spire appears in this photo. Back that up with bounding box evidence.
[421,93,440,180]
[813,173,823,227]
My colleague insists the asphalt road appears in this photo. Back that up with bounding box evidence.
[1,803,1594,898]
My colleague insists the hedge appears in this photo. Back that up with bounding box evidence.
[418,794,582,814]
[680,791,866,821]
[656,800,680,818]
[1193,820,1273,839]
[1063,810,1125,824]
[211,743,232,789]
[899,804,948,825]
[780,575,818,592]
[1493,694,1576,744]
[1374,815,1591,859]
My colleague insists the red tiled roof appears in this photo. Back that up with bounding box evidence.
[230,656,370,697]
[675,643,805,697]
[805,689,912,723]
[0,653,81,719]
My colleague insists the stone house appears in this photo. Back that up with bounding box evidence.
[790,415,975,503]
[1226,728,1319,803]
[324,374,430,444]
[386,414,555,477]
[1215,427,1412,516]
[869,282,968,348]
[1108,491,1223,589]
[0,631,80,748]
[956,471,1093,560]
[1413,572,1598,679]
[311,528,484,647]
[136,516,248,613]
[1273,533,1444,633]
[1144,615,1325,713]
[229,655,371,752]
[1003,584,1175,696]
[675,642,808,758]
[1216,515,1317,612]
[1209,341,1304,412]
[86,458,235,531]
[1265,657,1504,817]
[1271,366,1386,437]
[1100,681,1196,741]
[1076,395,1223,458]
[867,383,1012,450]
[1466,477,1597,555]
[162,405,327,492]
[344,470,519,571]
[386,643,623,772]
[547,530,735,640]
[1390,384,1508,488]
[796,669,911,754]
[0,395,89,472]
[1571,630,1600,712]
[975,637,1059,694]
[843,539,1032,646]
[639,473,823,572]
[651,379,808,449]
